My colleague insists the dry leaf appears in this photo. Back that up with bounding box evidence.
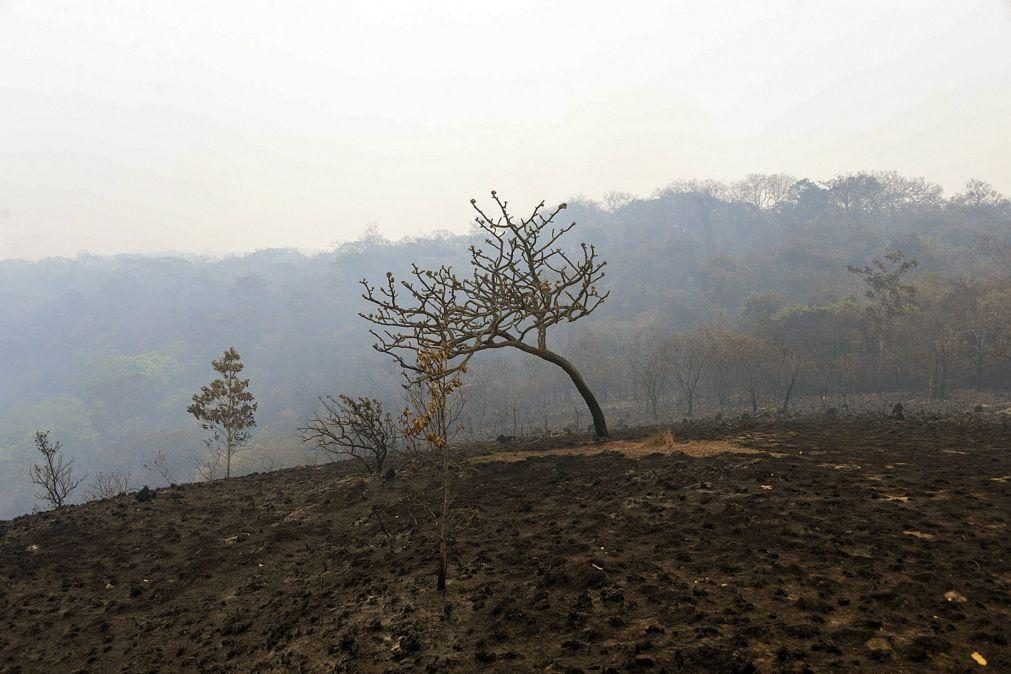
[944,590,968,603]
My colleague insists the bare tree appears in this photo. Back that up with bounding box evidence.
[730,335,777,414]
[445,384,470,442]
[732,173,796,212]
[626,338,668,422]
[88,472,131,500]
[703,325,735,410]
[258,454,287,473]
[773,343,804,412]
[29,431,84,510]
[191,452,221,482]
[143,449,176,486]
[663,331,707,417]
[601,190,634,212]
[361,193,611,437]
[572,405,584,432]
[953,178,1007,211]
[298,395,397,475]
[187,347,257,479]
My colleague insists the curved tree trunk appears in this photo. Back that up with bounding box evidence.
[510,342,608,438]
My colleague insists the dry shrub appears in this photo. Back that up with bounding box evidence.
[644,429,677,449]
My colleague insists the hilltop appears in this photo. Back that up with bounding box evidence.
[2,415,1009,673]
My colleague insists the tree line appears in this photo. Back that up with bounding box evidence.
[17,179,1011,593]
[3,171,1009,519]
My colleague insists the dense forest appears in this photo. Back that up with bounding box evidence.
[2,171,1009,518]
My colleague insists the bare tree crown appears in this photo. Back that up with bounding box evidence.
[299,395,397,475]
[361,193,611,437]
[29,431,84,509]
[361,193,608,377]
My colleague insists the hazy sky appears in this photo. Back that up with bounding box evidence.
[1,1,1009,260]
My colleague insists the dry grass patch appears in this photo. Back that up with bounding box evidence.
[472,433,760,464]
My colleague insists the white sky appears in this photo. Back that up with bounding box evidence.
[1,0,1009,260]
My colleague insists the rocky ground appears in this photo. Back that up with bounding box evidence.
[1,413,1009,673]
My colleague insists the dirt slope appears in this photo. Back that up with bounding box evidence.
[1,415,1009,673]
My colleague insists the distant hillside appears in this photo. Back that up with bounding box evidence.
[1,173,1009,518]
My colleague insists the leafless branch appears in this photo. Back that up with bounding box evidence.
[298,395,397,475]
[87,471,131,500]
[143,449,176,486]
[361,193,611,437]
[29,431,85,509]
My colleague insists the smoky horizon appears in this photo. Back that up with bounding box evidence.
[2,0,1010,260]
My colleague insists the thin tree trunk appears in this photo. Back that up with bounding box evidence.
[511,343,608,438]
[782,373,797,412]
[975,337,985,391]
[437,441,450,593]
[877,330,886,394]
[939,350,949,400]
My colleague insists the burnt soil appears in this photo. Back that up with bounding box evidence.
[1,414,1009,673]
